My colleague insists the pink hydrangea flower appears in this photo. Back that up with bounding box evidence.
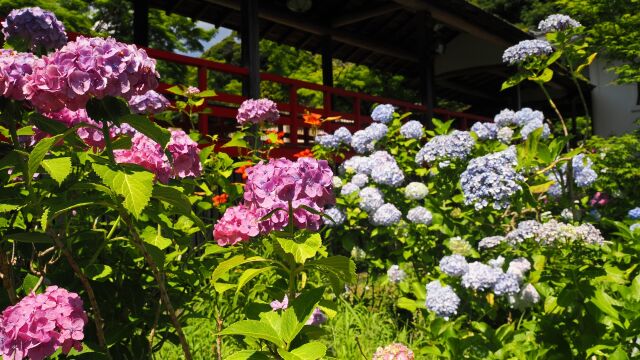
[236,98,279,125]
[270,295,289,310]
[372,343,415,360]
[167,128,202,179]
[589,191,609,207]
[243,157,334,232]
[128,90,170,114]
[35,108,125,149]
[269,295,326,325]
[24,36,159,112]
[184,86,200,96]
[0,286,88,360]
[0,49,36,100]
[213,204,261,246]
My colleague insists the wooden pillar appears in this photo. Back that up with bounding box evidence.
[321,35,333,113]
[241,0,260,98]
[132,0,149,47]
[418,11,434,124]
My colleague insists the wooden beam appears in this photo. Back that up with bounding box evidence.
[418,11,435,122]
[241,0,260,98]
[331,3,402,28]
[204,0,419,62]
[438,80,498,102]
[321,36,333,87]
[133,0,149,47]
[259,22,276,37]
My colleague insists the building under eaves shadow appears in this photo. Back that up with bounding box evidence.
[133,0,594,153]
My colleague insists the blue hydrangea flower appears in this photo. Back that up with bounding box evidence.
[502,39,553,65]
[471,122,498,140]
[520,119,550,140]
[333,126,352,144]
[400,120,424,139]
[514,108,544,127]
[426,280,460,319]
[509,283,540,309]
[371,203,401,226]
[350,130,375,154]
[324,207,345,227]
[494,109,517,127]
[478,235,505,250]
[364,123,388,141]
[538,14,582,33]
[493,273,521,296]
[332,176,343,188]
[315,134,340,149]
[439,254,468,277]
[371,161,404,187]
[371,104,395,124]
[387,265,406,284]
[461,262,501,291]
[574,223,605,245]
[351,173,369,188]
[341,156,370,175]
[460,146,523,210]
[488,256,505,269]
[506,257,531,281]
[561,208,574,221]
[497,127,514,144]
[340,182,359,196]
[631,223,640,233]
[415,130,475,166]
[506,220,542,245]
[573,154,598,187]
[629,207,640,220]
[407,206,432,225]
[404,182,429,200]
[359,187,385,213]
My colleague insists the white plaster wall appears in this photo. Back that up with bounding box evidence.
[589,58,640,136]
[434,33,505,75]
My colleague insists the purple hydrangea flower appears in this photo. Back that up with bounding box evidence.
[502,39,553,65]
[538,14,582,33]
[236,98,279,125]
[439,254,468,277]
[0,50,36,100]
[387,265,406,284]
[370,104,395,123]
[415,130,475,166]
[371,203,401,226]
[400,120,424,139]
[471,122,498,140]
[128,90,170,114]
[426,280,460,319]
[2,7,67,52]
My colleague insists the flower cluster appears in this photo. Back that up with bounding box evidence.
[236,98,279,125]
[372,343,415,360]
[415,130,475,167]
[493,108,549,140]
[371,203,402,226]
[629,207,640,220]
[399,120,424,139]
[128,90,170,114]
[323,207,345,227]
[0,286,87,360]
[351,173,369,188]
[269,295,326,325]
[349,123,388,154]
[242,157,334,233]
[2,7,67,52]
[502,219,605,246]
[538,14,582,33]
[333,127,352,144]
[406,206,432,225]
[358,186,385,213]
[547,154,598,196]
[470,122,498,140]
[314,134,340,149]
[0,50,36,100]
[502,39,553,65]
[439,254,468,277]
[167,128,202,179]
[460,146,523,210]
[371,160,405,187]
[212,204,261,246]
[387,265,406,284]
[370,103,395,124]
[425,280,461,319]
[404,182,428,200]
[24,36,159,112]
[497,127,514,144]
[494,109,516,127]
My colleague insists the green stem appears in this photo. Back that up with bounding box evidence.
[100,120,115,162]
[537,83,569,138]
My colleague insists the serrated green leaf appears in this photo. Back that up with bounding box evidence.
[222,132,249,149]
[307,256,357,284]
[41,157,72,185]
[288,342,327,360]
[277,233,322,264]
[195,89,216,98]
[121,114,171,149]
[219,320,284,348]
[236,267,273,295]
[141,226,172,250]
[29,134,64,179]
[41,208,49,231]
[92,163,154,218]
[211,255,269,284]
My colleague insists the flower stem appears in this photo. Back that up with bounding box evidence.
[100,120,115,162]
[537,83,569,138]
[0,250,17,304]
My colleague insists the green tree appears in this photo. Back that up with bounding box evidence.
[0,0,94,33]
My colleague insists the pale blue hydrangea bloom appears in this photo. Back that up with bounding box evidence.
[364,123,388,141]
[371,104,395,124]
[350,130,375,154]
[506,257,531,281]
[359,187,385,213]
[371,203,402,226]
[439,254,468,277]
[493,273,521,296]
[538,14,582,33]
[461,262,501,290]
[340,182,359,196]
[324,207,345,227]
[514,108,544,127]
[351,173,369,188]
[488,256,505,269]
[404,182,429,200]
[471,122,498,140]
[494,109,517,127]
[332,176,343,188]
[369,150,395,165]
[371,161,404,187]
[341,156,370,175]
[509,283,540,309]
[478,235,505,250]
[460,146,523,210]
[426,280,461,319]
[520,119,550,140]
[561,208,574,221]
[415,130,475,166]
[315,134,340,149]
[497,127,514,144]
[506,220,542,245]
[573,154,598,187]
[502,39,553,65]
[574,223,605,245]
[629,207,640,220]
[387,265,406,283]
[407,206,432,225]
[333,126,352,144]
[400,120,424,139]
[631,223,640,233]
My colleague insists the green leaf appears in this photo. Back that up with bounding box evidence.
[277,233,323,264]
[17,126,34,136]
[121,114,171,149]
[195,89,216,98]
[590,290,619,320]
[222,132,249,149]
[397,297,423,312]
[307,256,357,285]
[21,274,40,294]
[28,134,64,179]
[528,68,553,83]
[41,157,72,185]
[529,180,555,194]
[211,255,269,284]
[152,184,191,215]
[576,52,597,74]
[500,72,527,91]
[225,351,271,360]
[165,85,184,96]
[289,287,325,325]
[279,342,327,360]
[86,96,130,125]
[111,135,132,150]
[219,320,284,348]
[84,264,113,282]
[92,163,154,218]
[141,226,172,250]
[236,267,273,295]
[6,232,52,244]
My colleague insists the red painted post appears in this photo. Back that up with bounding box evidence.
[289,84,298,144]
[197,66,208,135]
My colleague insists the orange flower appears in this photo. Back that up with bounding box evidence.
[265,129,285,145]
[234,162,253,180]
[293,148,315,158]
[212,193,229,207]
[303,111,322,127]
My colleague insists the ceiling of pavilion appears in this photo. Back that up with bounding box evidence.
[148,0,589,116]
